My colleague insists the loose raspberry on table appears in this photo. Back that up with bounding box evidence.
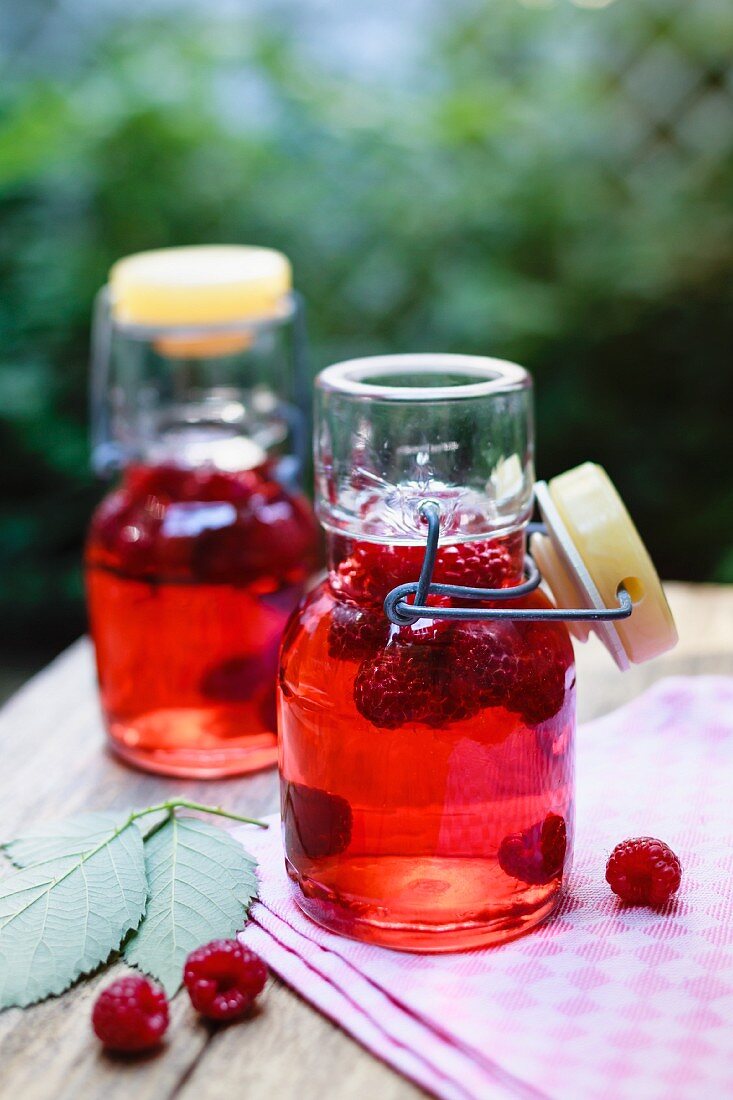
[184,940,267,1022]
[92,976,169,1053]
[282,781,353,859]
[328,600,389,661]
[605,837,682,906]
[498,813,568,886]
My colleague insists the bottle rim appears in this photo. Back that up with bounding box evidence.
[317,354,531,402]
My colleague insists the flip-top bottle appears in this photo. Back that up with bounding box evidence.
[85,246,319,777]
[278,354,676,951]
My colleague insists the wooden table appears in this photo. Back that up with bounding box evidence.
[1,582,731,1100]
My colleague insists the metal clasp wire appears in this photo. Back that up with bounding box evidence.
[383,500,634,627]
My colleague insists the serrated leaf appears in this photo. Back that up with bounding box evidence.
[4,812,131,867]
[0,814,147,1008]
[124,816,258,995]
[3,811,167,865]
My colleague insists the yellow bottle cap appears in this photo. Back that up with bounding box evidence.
[109,245,292,327]
[531,462,678,669]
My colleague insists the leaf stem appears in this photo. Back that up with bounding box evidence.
[131,800,269,830]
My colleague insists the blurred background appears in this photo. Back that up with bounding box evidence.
[1,0,731,691]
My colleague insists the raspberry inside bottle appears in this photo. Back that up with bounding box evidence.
[86,246,319,777]
[279,355,576,950]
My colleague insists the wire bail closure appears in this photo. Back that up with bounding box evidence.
[383,500,634,628]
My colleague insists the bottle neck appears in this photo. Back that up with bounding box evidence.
[137,427,268,472]
[107,404,303,490]
[327,527,526,608]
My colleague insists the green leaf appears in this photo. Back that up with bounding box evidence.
[3,812,131,867]
[0,814,147,1008]
[124,815,258,996]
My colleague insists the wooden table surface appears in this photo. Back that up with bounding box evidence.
[1,582,731,1100]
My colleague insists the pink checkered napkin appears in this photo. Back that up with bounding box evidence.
[237,677,733,1100]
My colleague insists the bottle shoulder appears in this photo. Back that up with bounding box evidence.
[280,583,575,673]
[86,463,319,583]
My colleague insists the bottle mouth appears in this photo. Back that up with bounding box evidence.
[317,354,530,402]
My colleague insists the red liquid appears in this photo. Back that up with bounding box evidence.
[86,461,319,777]
[279,530,575,951]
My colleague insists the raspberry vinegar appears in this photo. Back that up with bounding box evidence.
[87,459,318,777]
[279,355,576,951]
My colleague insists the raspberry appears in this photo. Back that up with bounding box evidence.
[333,542,408,606]
[282,781,353,859]
[125,462,191,502]
[449,620,570,726]
[512,663,567,726]
[192,489,317,585]
[451,624,520,711]
[128,463,262,504]
[335,544,571,730]
[87,489,160,575]
[184,940,267,1021]
[88,461,318,585]
[92,976,169,1053]
[354,642,452,728]
[431,538,516,589]
[510,621,572,726]
[353,637,481,729]
[498,813,567,886]
[191,520,251,582]
[333,534,520,606]
[200,652,274,701]
[332,588,454,654]
[328,600,389,661]
[605,837,681,906]
[430,678,482,725]
[397,594,454,645]
[188,468,263,504]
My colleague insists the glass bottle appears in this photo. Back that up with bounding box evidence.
[85,246,320,778]
[278,354,575,950]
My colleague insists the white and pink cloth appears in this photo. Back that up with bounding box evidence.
[238,677,733,1099]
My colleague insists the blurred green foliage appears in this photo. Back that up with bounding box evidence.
[0,0,731,655]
